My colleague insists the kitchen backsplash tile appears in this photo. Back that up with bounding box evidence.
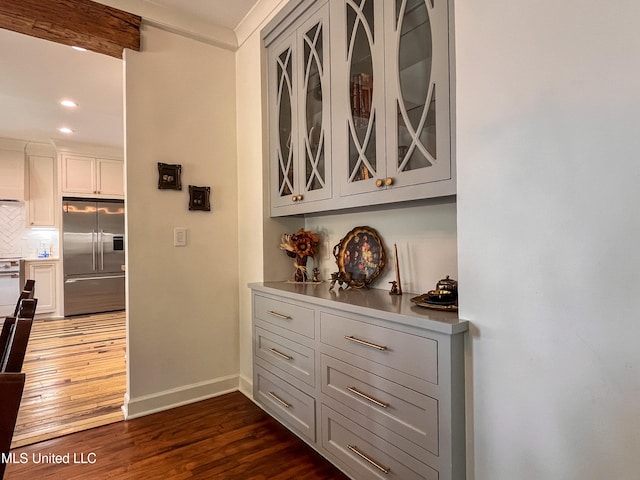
[0,201,59,258]
[0,201,24,257]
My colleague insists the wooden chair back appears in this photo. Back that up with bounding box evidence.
[12,279,36,317]
[1,280,36,365]
[1,298,37,373]
[0,372,26,479]
[0,286,36,479]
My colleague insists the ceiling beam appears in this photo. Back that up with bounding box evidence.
[0,0,140,58]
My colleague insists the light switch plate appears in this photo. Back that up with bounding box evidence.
[174,227,187,247]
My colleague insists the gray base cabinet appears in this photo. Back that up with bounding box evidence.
[250,282,468,480]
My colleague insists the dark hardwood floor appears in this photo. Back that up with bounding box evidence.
[5,391,349,480]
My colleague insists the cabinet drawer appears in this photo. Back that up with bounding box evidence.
[321,354,438,456]
[255,366,316,443]
[254,294,315,338]
[255,326,315,387]
[320,312,438,385]
[322,405,438,480]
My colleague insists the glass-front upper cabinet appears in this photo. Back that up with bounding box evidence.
[265,0,454,216]
[333,0,453,199]
[269,35,297,206]
[332,0,386,197]
[384,0,452,189]
[268,2,331,214]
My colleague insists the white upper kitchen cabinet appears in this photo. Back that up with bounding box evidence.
[0,139,26,201]
[60,154,124,198]
[96,158,125,197]
[27,155,56,227]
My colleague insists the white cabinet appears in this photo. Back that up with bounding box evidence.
[251,282,468,480]
[27,155,56,227]
[61,154,124,198]
[96,158,125,197]
[267,1,332,216]
[0,140,25,201]
[22,260,58,315]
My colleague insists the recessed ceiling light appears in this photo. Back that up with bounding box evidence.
[71,46,87,52]
[60,99,78,108]
[58,127,75,134]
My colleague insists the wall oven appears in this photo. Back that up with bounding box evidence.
[0,258,20,317]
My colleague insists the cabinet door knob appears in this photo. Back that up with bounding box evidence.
[375,179,384,188]
[385,177,394,186]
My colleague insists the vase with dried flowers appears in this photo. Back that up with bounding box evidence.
[280,229,319,282]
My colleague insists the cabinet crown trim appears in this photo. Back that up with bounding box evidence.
[262,0,318,46]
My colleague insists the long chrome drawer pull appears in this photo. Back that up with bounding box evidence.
[268,391,291,408]
[269,348,293,361]
[344,335,388,351]
[267,310,292,320]
[347,386,389,409]
[347,445,390,474]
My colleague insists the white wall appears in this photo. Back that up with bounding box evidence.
[123,23,239,416]
[305,201,458,294]
[235,21,267,395]
[455,1,640,478]
[235,0,300,396]
[191,0,640,477]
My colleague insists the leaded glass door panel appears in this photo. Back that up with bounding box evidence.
[334,0,387,197]
[269,34,298,209]
[297,3,332,204]
[384,0,452,187]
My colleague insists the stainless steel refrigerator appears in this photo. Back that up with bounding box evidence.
[63,198,125,316]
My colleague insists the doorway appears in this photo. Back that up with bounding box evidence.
[0,27,128,447]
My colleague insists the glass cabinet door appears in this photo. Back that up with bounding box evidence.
[269,4,331,213]
[385,0,452,187]
[270,35,298,209]
[297,3,331,203]
[335,0,386,197]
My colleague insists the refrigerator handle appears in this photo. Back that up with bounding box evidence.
[92,230,97,271]
[99,229,104,271]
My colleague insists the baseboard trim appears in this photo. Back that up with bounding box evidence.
[238,374,253,399]
[123,374,239,419]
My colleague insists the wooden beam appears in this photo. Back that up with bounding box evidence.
[0,0,140,59]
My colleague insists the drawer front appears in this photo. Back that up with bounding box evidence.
[254,366,316,443]
[322,405,438,480]
[255,326,315,387]
[254,294,315,338]
[320,312,438,385]
[321,354,438,455]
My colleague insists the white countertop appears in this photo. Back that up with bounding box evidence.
[22,257,60,262]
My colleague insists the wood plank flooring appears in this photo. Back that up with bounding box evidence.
[5,391,349,480]
[9,311,126,448]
